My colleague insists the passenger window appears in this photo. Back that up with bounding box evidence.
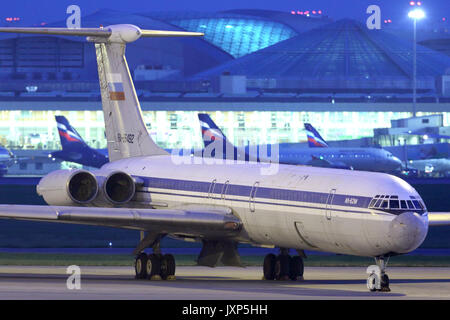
[389,200,399,209]
[400,200,408,209]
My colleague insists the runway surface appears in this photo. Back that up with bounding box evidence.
[0,266,449,299]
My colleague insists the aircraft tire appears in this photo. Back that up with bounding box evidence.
[275,254,290,280]
[134,253,148,279]
[289,256,304,280]
[160,254,176,280]
[146,253,161,279]
[380,274,390,292]
[263,253,276,280]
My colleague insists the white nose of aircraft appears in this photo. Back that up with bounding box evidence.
[388,211,428,254]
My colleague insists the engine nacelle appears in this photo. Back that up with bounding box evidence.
[100,171,136,205]
[37,169,98,206]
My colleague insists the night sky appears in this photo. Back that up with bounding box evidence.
[1,0,449,26]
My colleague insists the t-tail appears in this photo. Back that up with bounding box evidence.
[304,123,329,148]
[0,25,203,162]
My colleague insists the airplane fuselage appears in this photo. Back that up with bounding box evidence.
[100,155,428,258]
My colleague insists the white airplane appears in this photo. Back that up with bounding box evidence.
[407,158,450,175]
[0,24,448,292]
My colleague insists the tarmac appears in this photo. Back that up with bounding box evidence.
[0,266,449,299]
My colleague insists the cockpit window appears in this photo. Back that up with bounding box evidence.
[400,200,408,209]
[389,199,400,209]
[407,200,414,209]
[368,194,426,214]
[412,200,421,210]
[374,198,383,207]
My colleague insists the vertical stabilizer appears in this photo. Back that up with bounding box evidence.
[198,113,239,160]
[304,123,329,148]
[95,41,167,161]
[55,115,87,149]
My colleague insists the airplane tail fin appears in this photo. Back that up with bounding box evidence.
[0,25,203,162]
[198,113,229,147]
[55,116,87,150]
[197,113,238,160]
[304,123,329,148]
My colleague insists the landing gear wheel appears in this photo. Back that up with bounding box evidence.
[160,254,176,280]
[146,253,161,280]
[263,253,276,280]
[367,273,377,292]
[275,254,290,280]
[380,274,390,292]
[289,256,304,281]
[134,253,148,279]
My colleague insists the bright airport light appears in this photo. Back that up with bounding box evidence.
[408,8,425,20]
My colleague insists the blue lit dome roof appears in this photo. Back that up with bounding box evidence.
[141,10,331,58]
[192,19,450,91]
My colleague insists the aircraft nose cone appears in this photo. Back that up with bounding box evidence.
[387,157,402,171]
[388,212,428,254]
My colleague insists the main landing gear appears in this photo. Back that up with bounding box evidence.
[367,256,390,292]
[134,233,176,281]
[134,252,176,280]
[263,248,305,281]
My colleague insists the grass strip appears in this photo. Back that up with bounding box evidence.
[0,253,450,267]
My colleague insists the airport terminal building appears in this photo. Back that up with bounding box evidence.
[0,9,449,153]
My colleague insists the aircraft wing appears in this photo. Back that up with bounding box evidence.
[0,205,241,239]
[428,212,450,226]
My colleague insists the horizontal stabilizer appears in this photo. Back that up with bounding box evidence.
[140,30,204,37]
[0,25,203,43]
[0,27,111,37]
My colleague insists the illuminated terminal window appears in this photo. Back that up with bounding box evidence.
[0,110,448,151]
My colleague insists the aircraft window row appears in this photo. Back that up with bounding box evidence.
[368,195,425,211]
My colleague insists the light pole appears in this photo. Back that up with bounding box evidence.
[408,7,425,118]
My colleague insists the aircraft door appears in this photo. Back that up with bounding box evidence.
[220,180,230,205]
[208,179,217,203]
[325,189,336,220]
[249,181,259,212]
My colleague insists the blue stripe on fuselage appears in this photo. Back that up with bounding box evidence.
[139,176,372,209]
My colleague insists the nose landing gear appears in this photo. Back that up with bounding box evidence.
[367,256,390,292]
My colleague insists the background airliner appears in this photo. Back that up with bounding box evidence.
[0,25,448,293]
[0,146,15,176]
[51,115,109,168]
[198,114,402,172]
[303,122,403,171]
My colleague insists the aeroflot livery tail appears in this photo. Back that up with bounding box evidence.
[51,116,109,168]
[0,25,448,292]
[304,123,329,148]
